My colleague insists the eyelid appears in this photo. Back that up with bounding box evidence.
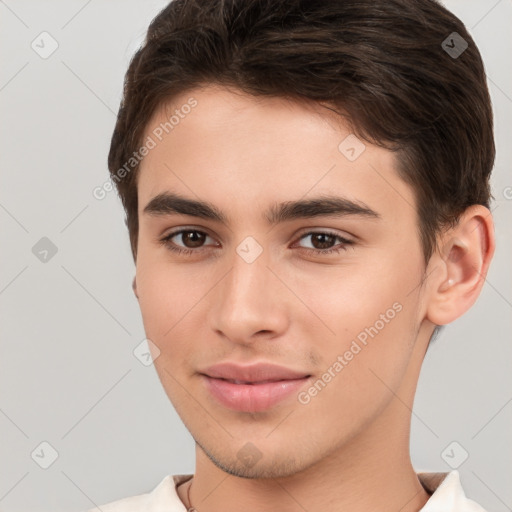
[161,225,213,239]
[294,227,353,239]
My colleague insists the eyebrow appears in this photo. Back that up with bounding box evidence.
[143,191,381,225]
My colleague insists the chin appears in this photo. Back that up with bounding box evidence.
[197,437,317,480]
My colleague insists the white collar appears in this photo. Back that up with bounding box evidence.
[417,471,486,511]
[93,470,486,511]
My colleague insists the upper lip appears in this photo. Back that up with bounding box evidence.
[200,362,311,383]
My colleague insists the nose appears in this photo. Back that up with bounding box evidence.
[208,245,289,346]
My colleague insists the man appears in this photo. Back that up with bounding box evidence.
[89,0,495,510]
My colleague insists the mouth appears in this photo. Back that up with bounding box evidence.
[200,374,312,412]
[215,377,303,385]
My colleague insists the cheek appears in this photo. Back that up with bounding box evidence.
[290,250,421,372]
[135,254,219,366]
[296,284,418,431]
[137,243,207,304]
[289,254,413,329]
[136,256,186,337]
[135,265,197,391]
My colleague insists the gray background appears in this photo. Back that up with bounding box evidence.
[0,1,511,511]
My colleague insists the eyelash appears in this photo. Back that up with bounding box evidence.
[159,229,354,257]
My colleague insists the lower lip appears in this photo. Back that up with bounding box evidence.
[201,375,311,412]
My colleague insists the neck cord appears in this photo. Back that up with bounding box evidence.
[186,479,197,512]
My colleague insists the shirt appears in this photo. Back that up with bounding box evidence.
[84,470,487,512]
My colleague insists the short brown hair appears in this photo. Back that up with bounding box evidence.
[108,0,494,266]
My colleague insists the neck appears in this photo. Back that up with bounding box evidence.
[179,408,430,512]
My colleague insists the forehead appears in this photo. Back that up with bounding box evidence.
[137,84,416,227]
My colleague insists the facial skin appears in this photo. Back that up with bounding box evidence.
[133,84,494,512]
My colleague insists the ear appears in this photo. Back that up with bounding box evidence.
[425,205,495,326]
[132,276,139,299]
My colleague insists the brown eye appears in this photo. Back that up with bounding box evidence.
[296,231,354,255]
[309,233,337,250]
[160,229,216,255]
[178,230,207,248]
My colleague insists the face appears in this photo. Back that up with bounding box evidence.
[135,84,430,478]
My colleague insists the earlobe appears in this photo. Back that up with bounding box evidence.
[132,276,139,299]
[425,205,495,326]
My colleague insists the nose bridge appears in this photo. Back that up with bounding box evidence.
[223,242,272,316]
[210,239,286,341]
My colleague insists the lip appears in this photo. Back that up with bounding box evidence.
[199,362,312,412]
[200,362,311,383]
